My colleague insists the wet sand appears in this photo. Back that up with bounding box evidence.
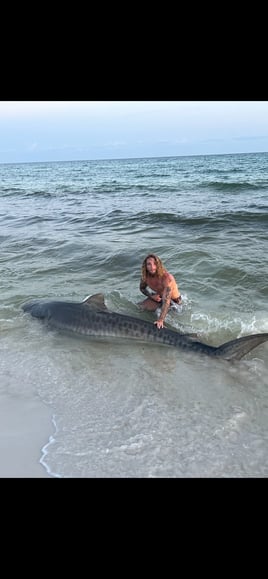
[0,394,54,478]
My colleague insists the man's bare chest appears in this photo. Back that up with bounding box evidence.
[146,275,164,293]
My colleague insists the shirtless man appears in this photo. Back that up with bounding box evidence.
[139,253,182,329]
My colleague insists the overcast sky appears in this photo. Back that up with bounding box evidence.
[0,101,267,163]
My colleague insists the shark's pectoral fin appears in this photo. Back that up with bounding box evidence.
[82,293,109,311]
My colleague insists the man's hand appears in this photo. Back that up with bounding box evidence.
[152,294,162,302]
[154,319,164,329]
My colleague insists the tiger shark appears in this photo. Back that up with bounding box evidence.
[22,293,268,361]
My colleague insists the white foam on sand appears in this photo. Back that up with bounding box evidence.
[0,394,54,478]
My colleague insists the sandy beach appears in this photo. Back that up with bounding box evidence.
[0,394,54,478]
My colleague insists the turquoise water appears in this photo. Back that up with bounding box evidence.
[1,152,268,477]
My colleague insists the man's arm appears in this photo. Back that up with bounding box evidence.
[154,285,172,329]
[140,279,150,297]
[140,280,156,298]
[140,279,162,304]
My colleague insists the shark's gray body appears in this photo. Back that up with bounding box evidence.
[22,293,268,361]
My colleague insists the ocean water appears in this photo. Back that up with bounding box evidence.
[1,152,268,477]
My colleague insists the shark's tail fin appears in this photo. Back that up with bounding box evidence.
[215,333,268,360]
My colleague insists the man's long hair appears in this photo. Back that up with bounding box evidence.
[141,254,166,282]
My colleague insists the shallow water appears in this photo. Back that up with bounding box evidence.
[1,153,268,477]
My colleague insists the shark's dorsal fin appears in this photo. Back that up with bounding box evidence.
[82,293,108,311]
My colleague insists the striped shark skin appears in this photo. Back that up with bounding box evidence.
[22,293,268,361]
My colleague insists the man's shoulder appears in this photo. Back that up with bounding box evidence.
[163,271,174,284]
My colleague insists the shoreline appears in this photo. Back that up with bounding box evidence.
[0,394,55,478]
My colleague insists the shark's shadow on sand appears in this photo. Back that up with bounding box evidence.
[22,293,268,361]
